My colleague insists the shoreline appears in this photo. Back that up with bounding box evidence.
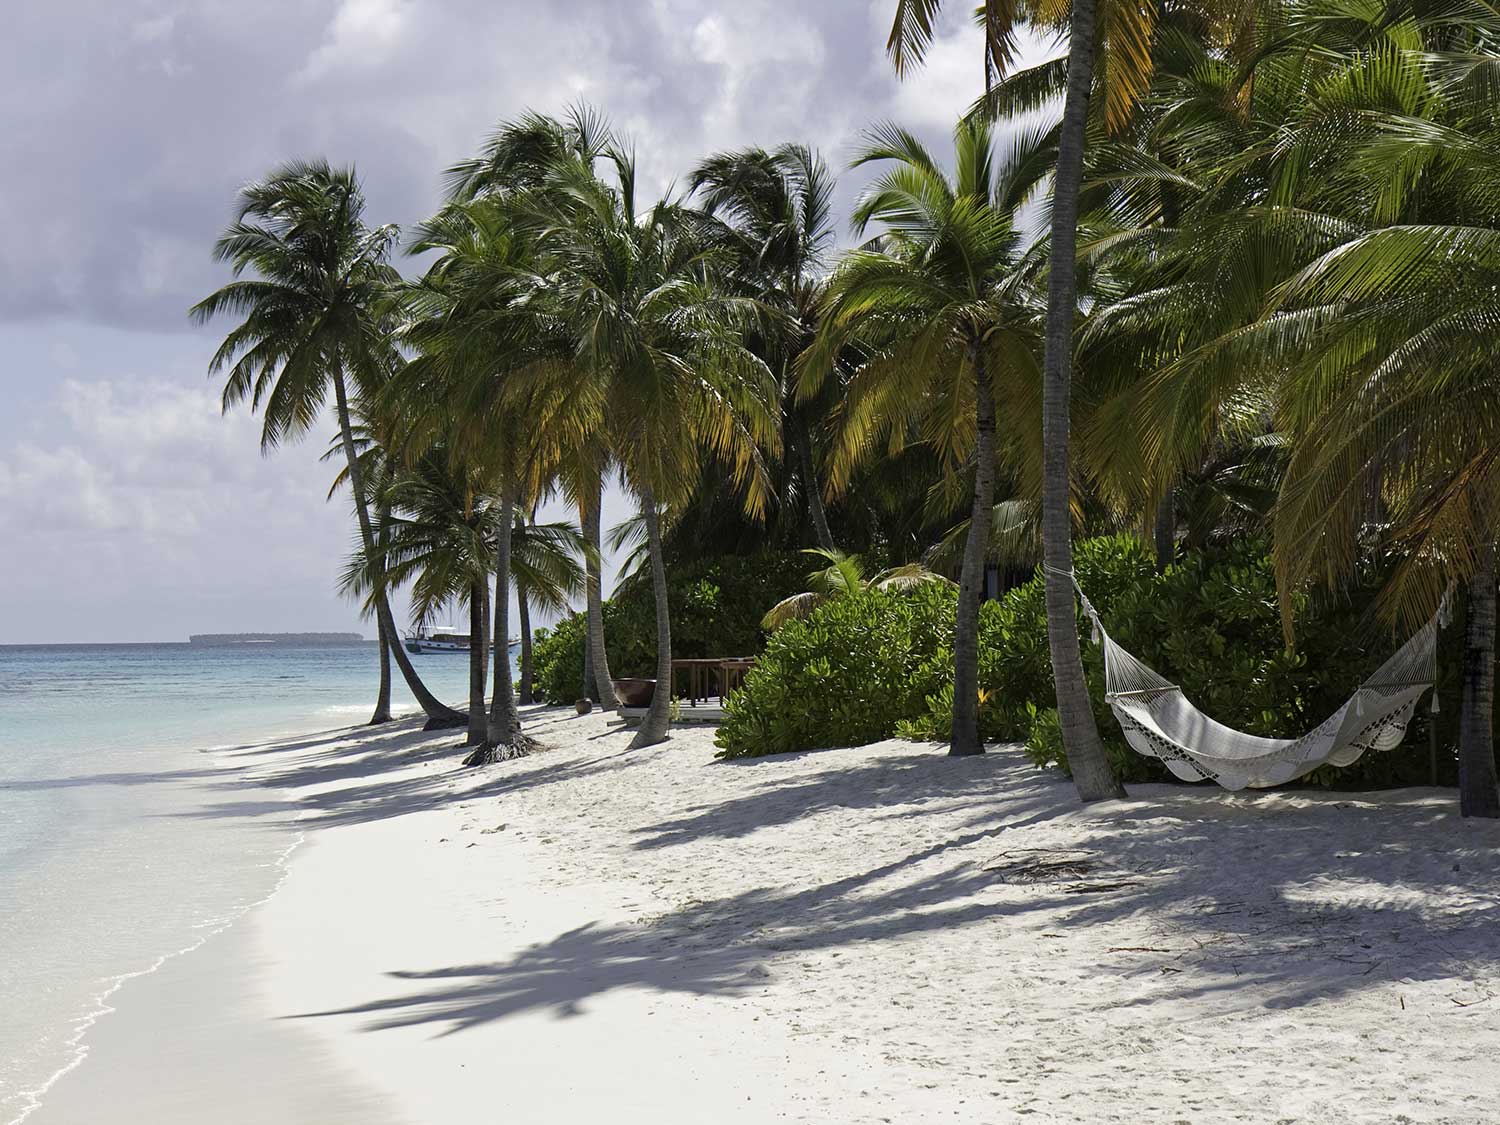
[2,690,438,1125]
[24,706,1500,1122]
[9,834,307,1125]
[7,734,315,1125]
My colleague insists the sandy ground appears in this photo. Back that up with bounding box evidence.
[34,705,1500,1123]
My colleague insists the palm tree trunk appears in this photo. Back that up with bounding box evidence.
[331,369,464,730]
[1152,487,1176,575]
[517,579,535,705]
[792,415,836,552]
[583,625,594,702]
[369,500,394,724]
[466,579,488,747]
[1039,0,1124,801]
[370,613,394,725]
[952,338,996,756]
[480,582,491,691]
[629,485,673,749]
[369,612,393,726]
[467,489,531,765]
[583,476,619,708]
[1459,552,1500,818]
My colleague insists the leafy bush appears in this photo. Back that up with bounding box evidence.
[714,533,1457,788]
[715,581,956,757]
[531,611,589,704]
[530,551,812,704]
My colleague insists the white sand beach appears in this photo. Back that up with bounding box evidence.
[33,706,1500,1123]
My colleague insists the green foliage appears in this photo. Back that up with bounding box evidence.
[530,551,812,703]
[532,612,588,704]
[715,582,956,758]
[716,533,1454,788]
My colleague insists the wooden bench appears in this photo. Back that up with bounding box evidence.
[670,657,755,705]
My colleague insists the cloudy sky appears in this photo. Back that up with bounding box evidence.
[0,0,1029,644]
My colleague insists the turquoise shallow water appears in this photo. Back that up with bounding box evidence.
[0,642,499,1124]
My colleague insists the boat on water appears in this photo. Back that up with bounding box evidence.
[404,625,519,654]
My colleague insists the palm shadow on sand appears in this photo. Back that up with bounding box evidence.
[288,744,1500,1037]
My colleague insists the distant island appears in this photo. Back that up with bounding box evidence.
[188,632,368,647]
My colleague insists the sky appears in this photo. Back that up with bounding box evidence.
[0,0,1037,644]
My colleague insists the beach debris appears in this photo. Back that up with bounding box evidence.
[986,849,1145,895]
[986,850,1096,883]
[1063,880,1142,894]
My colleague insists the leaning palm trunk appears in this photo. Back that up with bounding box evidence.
[792,414,836,552]
[517,579,534,705]
[952,341,996,756]
[1459,553,1500,818]
[467,490,534,765]
[466,579,488,746]
[370,499,394,724]
[629,487,674,749]
[1152,489,1175,575]
[1039,0,1125,801]
[371,613,394,724]
[583,478,619,708]
[331,370,464,730]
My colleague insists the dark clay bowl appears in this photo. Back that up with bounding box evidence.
[612,678,656,707]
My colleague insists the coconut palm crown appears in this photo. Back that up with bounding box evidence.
[191,159,463,727]
[802,115,1051,757]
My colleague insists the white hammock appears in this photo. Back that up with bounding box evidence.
[1070,578,1446,791]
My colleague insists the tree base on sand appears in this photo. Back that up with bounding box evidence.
[628,728,668,750]
[461,732,540,766]
[367,714,396,726]
[423,710,470,732]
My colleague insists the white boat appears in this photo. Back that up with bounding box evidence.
[404,625,518,654]
[404,625,474,654]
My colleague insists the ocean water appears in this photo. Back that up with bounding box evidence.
[0,642,501,1124]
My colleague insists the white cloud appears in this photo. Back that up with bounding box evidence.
[130,14,175,45]
[298,0,413,82]
[0,444,131,534]
[0,0,1071,642]
[0,371,355,642]
[874,2,1061,133]
[2,378,283,538]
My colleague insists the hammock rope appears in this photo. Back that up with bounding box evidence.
[1054,566,1449,791]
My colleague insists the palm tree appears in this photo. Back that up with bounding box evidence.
[532,146,780,748]
[192,160,464,728]
[361,449,499,746]
[449,107,623,713]
[887,0,1165,797]
[1082,8,1500,813]
[889,0,1291,797]
[762,548,953,630]
[393,195,578,762]
[1260,110,1500,818]
[553,438,620,708]
[691,143,840,551]
[802,116,1051,757]
[323,428,401,724]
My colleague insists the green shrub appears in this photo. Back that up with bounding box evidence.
[713,533,1456,788]
[530,551,812,704]
[531,612,588,704]
[714,582,956,757]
